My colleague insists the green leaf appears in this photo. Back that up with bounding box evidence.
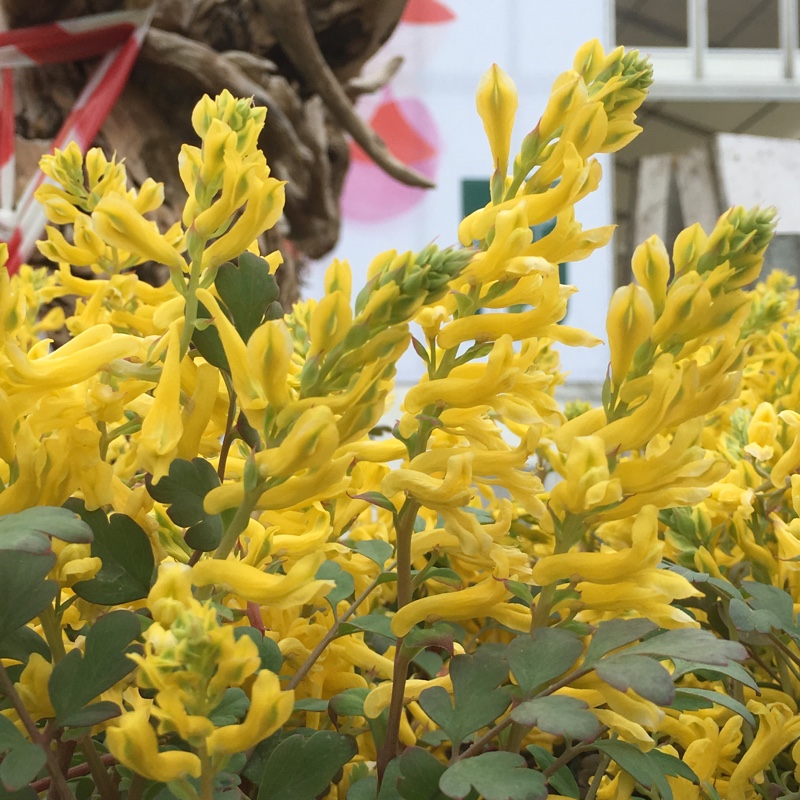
[0,740,46,792]
[595,741,697,800]
[728,598,779,634]
[504,580,533,605]
[57,701,121,729]
[512,696,602,740]
[439,752,546,800]
[596,654,675,705]
[507,628,583,694]
[626,629,746,666]
[526,745,579,799]
[257,732,357,800]
[209,689,250,726]
[68,500,155,605]
[233,627,282,673]
[398,748,447,800]
[583,619,658,665]
[0,551,57,640]
[150,459,222,552]
[216,253,280,343]
[741,581,797,631]
[0,506,92,554]
[424,569,462,590]
[330,688,369,718]
[0,716,46,792]
[145,459,223,552]
[193,302,230,371]
[342,613,395,641]
[419,653,509,747]
[349,493,397,516]
[378,760,405,800]
[351,539,394,568]
[294,698,329,712]
[403,622,455,655]
[670,658,759,691]
[316,561,355,614]
[348,778,378,800]
[49,611,140,726]
[0,624,50,665]
[672,688,755,726]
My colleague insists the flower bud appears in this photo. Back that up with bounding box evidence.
[606,283,655,386]
[631,235,670,315]
[475,63,518,175]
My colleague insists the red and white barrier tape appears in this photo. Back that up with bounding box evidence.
[0,7,152,274]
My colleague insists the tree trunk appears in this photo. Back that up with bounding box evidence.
[1,0,416,301]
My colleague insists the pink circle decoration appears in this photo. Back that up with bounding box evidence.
[341,95,441,223]
[401,0,456,24]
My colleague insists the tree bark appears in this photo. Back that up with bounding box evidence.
[1,0,415,300]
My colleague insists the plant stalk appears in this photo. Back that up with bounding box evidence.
[0,662,77,800]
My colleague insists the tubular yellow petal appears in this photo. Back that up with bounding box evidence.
[606,283,654,386]
[476,63,518,174]
[247,319,293,407]
[92,195,186,272]
[533,505,660,585]
[363,675,453,719]
[139,320,184,482]
[391,577,509,637]
[195,288,267,423]
[207,671,294,756]
[106,707,201,783]
[191,552,330,607]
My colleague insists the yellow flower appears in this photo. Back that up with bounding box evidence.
[138,320,184,482]
[606,283,654,386]
[391,575,510,637]
[107,706,201,783]
[772,410,800,486]
[206,671,294,757]
[13,653,55,722]
[363,674,453,719]
[382,453,474,509]
[744,402,778,461]
[92,195,186,272]
[631,235,670,316]
[256,406,340,479]
[191,552,332,608]
[475,64,518,175]
[533,505,661,586]
[548,434,622,518]
[728,702,800,800]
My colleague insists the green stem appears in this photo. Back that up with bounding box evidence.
[287,565,394,691]
[179,232,207,359]
[199,749,214,800]
[584,752,611,800]
[0,662,77,800]
[217,374,239,482]
[530,581,557,634]
[79,736,119,800]
[213,482,266,560]
[127,773,147,800]
[376,499,419,782]
[39,603,67,662]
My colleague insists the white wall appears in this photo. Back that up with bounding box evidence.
[304,0,614,384]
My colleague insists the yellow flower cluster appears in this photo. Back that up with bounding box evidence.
[3,37,800,800]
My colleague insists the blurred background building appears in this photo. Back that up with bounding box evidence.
[614,0,800,285]
[313,0,800,387]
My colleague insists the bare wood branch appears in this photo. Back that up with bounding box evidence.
[260,0,435,189]
[346,55,404,97]
[140,27,313,168]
